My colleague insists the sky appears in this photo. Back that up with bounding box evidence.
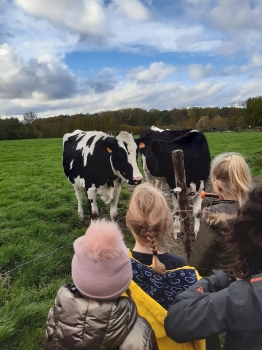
[1,0,262,119]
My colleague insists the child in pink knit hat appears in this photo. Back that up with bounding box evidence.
[43,219,158,350]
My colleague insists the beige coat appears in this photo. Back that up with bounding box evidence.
[43,284,158,350]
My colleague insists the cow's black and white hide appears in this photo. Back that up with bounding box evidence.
[63,130,143,220]
[136,127,211,237]
[139,125,192,188]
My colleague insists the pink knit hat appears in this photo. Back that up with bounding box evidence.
[72,219,132,300]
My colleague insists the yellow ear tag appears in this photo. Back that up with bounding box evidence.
[107,147,112,153]
[139,142,145,149]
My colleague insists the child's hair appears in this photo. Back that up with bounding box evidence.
[210,152,252,206]
[126,182,174,274]
[226,183,262,279]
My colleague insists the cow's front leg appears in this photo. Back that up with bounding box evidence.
[87,185,99,220]
[153,178,162,190]
[142,155,155,185]
[109,183,121,221]
[74,186,84,219]
[190,180,204,236]
[192,193,202,236]
[171,193,180,239]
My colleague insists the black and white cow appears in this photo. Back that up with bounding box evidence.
[63,130,143,220]
[139,126,192,188]
[136,127,211,236]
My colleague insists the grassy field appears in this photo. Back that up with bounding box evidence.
[0,131,261,349]
[204,131,262,176]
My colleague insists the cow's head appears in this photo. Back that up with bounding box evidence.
[151,139,163,154]
[134,136,152,156]
[102,132,143,185]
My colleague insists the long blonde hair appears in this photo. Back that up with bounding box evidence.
[211,152,252,207]
[126,182,174,274]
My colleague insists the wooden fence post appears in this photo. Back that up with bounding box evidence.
[171,149,193,261]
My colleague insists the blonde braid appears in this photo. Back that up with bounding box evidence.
[147,229,157,254]
[147,229,166,274]
[126,182,174,274]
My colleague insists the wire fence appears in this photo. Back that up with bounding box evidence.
[1,208,195,278]
[1,243,73,277]
[0,215,127,277]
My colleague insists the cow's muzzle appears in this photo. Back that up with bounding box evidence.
[129,177,143,185]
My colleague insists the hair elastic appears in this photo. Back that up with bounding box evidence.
[153,250,158,256]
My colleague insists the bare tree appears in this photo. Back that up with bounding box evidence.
[23,111,38,124]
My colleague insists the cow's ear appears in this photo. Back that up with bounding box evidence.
[101,139,118,154]
[151,140,161,154]
[135,136,151,149]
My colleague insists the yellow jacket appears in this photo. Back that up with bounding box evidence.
[128,251,206,350]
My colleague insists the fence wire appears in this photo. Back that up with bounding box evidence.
[1,215,127,277]
[1,211,193,277]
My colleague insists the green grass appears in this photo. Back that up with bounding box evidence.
[0,132,261,349]
[0,139,86,349]
[204,131,262,175]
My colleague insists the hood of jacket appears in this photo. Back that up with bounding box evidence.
[46,285,137,350]
[202,200,238,230]
[250,273,262,312]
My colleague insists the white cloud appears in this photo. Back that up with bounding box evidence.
[15,0,108,40]
[216,41,239,56]
[11,0,223,56]
[0,0,77,62]
[187,63,215,80]
[183,0,262,57]
[221,65,236,76]
[107,19,220,54]
[252,53,262,66]
[111,0,152,21]
[183,0,212,20]
[0,44,77,100]
[239,64,250,74]
[77,78,261,112]
[0,44,22,78]
[2,69,262,118]
[127,62,176,83]
[1,0,262,119]
[208,0,262,31]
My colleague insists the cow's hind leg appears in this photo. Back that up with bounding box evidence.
[74,186,84,219]
[87,185,99,220]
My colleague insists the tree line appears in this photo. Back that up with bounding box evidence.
[0,96,262,140]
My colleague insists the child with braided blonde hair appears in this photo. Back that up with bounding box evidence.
[126,182,180,274]
[126,182,204,350]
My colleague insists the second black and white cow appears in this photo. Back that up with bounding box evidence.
[139,125,192,188]
[136,127,211,236]
[63,130,143,220]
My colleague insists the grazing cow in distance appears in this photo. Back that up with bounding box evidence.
[63,130,143,220]
[136,127,211,237]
